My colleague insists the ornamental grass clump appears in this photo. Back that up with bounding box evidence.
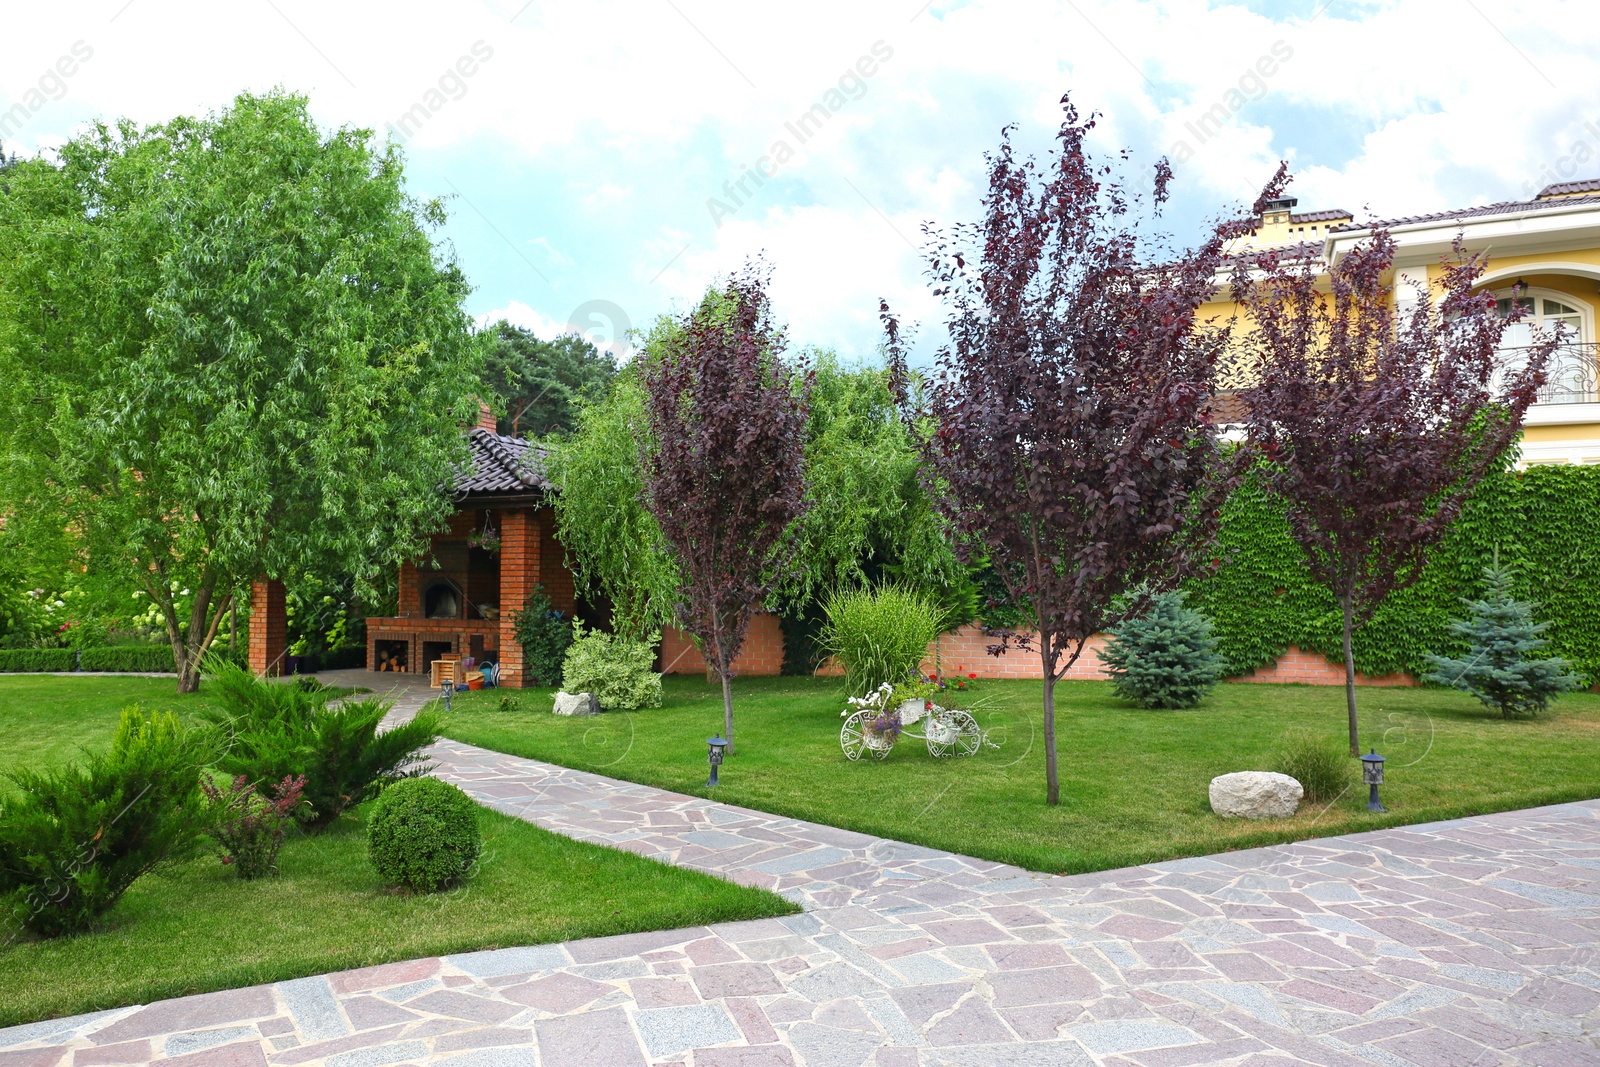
[560,621,662,710]
[819,585,944,698]
[1271,728,1352,805]
[0,707,210,937]
[1100,592,1224,709]
[367,777,482,893]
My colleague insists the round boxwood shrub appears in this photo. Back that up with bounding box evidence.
[367,777,481,893]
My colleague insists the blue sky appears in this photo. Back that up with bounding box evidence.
[5,0,1596,364]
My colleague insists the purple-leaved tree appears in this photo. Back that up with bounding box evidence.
[640,268,810,756]
[1234,230,1557,755]
[887,96,1285,806]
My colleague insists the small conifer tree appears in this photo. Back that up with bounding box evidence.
[1426,562,1579,719]
[1101,592,1225,709]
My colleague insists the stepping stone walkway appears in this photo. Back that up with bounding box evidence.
[3,686,1597,1065]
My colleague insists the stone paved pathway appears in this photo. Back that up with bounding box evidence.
[3,686,1597,1066]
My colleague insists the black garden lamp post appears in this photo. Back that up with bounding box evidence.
[440,677,454,713]
[706,735,728,787]
[1361,749,1387,813]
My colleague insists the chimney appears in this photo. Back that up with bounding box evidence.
[474,398,498,434]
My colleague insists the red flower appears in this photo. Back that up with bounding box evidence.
[967,672,977,679]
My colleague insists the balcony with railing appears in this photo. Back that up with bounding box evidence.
[1505,341,1600,406]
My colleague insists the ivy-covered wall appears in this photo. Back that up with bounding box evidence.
[1185,464,1600,685]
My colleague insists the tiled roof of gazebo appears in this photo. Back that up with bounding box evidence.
[456,428,552,496]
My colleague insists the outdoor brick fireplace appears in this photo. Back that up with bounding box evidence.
[249,410,577,688]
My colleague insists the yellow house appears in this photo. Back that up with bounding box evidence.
[1205,179,1600,465]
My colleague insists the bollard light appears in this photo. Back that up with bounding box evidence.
[440,677,454,713]
[706,735,728,787]
[1361,749,1387,813]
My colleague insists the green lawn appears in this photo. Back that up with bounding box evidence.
[0,676,796,1025]
[0,675,218,796]
[441,675,1600,875]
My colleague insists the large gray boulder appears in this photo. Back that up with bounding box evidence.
[1209,771,1303,819]
[553,691,599,716]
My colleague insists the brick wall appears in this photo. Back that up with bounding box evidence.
[812,623,1417,687]
[367,618,498,676]
[661,613,785,676]
[538,509,576,614]
[917,626,1415,686]
[248,579,286,677]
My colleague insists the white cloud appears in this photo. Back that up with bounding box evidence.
[4,0,1597,355]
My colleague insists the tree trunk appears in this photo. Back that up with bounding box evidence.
[1041,636,1059,806]
[175,650,203,694]
[1342,593,1359,756]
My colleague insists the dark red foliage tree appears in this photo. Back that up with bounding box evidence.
[640,268,810,755]
[890,96,1285,806]
[1235,231,1556,755]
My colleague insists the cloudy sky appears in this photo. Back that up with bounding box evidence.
[5,1,1597,362]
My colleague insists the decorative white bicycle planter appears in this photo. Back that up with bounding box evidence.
[841,697,983,760]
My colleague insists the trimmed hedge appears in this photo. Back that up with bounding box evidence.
[78,646,175,673]
[1186,463,1600,685]
[0,646,174,673]
[0,648,77,673]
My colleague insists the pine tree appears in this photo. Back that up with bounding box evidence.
[1101,592,1225,709]
[1426,563,1579,719]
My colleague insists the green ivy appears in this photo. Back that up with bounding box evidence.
[1185,464,1600,685]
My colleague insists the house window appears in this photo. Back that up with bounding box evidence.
[1495,288,1595,404]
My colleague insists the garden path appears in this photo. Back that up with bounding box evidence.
[3,682,1597,1066]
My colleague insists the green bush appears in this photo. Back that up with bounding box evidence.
[0,707,210,937]
[1271,728,1353,804]
[1101,592,1225,709]
[0,648,76,673]
[203,660,439,828]
[78,646,175,673]
[1426,562,1581,719]
[818,584,944,698]
[512,584,574,687]
[560,621,662,710]
[367,777,481,893]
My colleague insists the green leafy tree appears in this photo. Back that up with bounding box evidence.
[0,91,483,691]
[1100,592,1225,709]
[546,372,681,640]
[1426,561,1579,718]
[783,354,973,625]
[482,322,616,437]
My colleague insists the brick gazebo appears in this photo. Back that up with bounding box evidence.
[248,409,576,688]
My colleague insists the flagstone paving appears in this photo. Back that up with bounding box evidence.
[4,680,1597,1065]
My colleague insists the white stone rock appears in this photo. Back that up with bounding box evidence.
[553,691,599,716]
[1209,771,1303,819]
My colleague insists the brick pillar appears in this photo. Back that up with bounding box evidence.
[248,579,287,677]
[497,508,539,687]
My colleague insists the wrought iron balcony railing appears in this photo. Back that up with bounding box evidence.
[1507,341,1600,406]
